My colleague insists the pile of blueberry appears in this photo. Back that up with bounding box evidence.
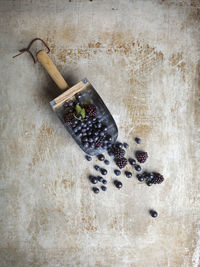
[63,96,113,150]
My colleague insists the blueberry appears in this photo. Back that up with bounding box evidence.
[107,143,112,148]
[147,181,153,186]
[135,165,141,172]
[123,142,129,149]
[102,179,107,184]
[125,171,132,178]
[92,117,97,122]
[150,210,158,218]
[102,127,108,132]
[83,137,88,142]
[63,101,69,108]
[128,158,136,165]
[114,169,121,176]
[90,143,95,149]
[83,142,89,148]
[92,187,99,194]
[97,123,102,128]
[94,136,99,142]
[76,94,82,100]
[87,131,92,136]
[149,173,154,179]
[108,149,114,157]
[97,176,104,182]
[100,131,105,137]
[116,142,123,148]
[106,135,112,142]
[102,145,107,150]
[68,100,74,107]
[85,155,92,161]
[101,185,107,191]
[138,176,144,182]
[81,128,87,133]
[114,180,123,189]
[88,137,93,143]
[98,154,105,161]
[77,114,82,119]
[89,176,98,184]
[135,137,141,144]
[77,131,83,138]
[101,168,107,175]
[94,165,100,171]
[104,160,110,165]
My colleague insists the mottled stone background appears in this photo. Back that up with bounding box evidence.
[0,0,200,266]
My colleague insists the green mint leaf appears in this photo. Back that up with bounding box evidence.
[80,108,85,119]
[81,100,90,105]
[75,104,82,114]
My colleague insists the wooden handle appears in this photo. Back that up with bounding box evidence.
[37,50,69,91]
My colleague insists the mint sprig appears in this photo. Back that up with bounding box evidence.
[75,104,86,119]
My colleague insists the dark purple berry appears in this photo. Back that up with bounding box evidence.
[114,180,123,189]
[150,210,158,218]
[85,155,92,161]
[108,149,114,156]
[138,176,145,182]
[101,185,107,191]
[114,169,121,176]
[116,142,123,148]
[92,187,99,194]
[125,171,132,178]
[104,160,110,165]
[136,151,148,163]
[68,100,74,107]
[101,168,107,175]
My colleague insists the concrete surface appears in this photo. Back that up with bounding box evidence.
[0,0,200,267]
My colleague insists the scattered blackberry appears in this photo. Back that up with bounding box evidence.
[135,165,141,172]
[123,142,129,149]
[115,157,128,169]
[101,185,107,191]
[114,148,125,159]
[151,173,164,184]
[101,168,107,175]
[114,180,123,189]
[135,137,141,144]
[85,155,92,161]
[125,171,132,178]
[150,210,158,218]
[64,113,74,126]
[98,154,105,161]
[114,169,121,176]
[97,176,104,182]
[102,179,107,184]
[128,158,136,165]
[104,160,110,165]
[136,151,148,163]
[94,165,100,171]
[92,187,99,194]
[85,104,97,117]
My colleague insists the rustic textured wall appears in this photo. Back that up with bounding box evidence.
[0,0,200,266]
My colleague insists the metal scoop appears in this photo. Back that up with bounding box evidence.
[37,50,118,155]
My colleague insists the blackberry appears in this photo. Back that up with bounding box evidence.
[85,104,97,117]
[136,151,148,163]
[125,171,132,178]
[115,157,128,169]
[92,187,99,194]
[151,173,164,184]
[114,147,125,159]
[64,113,74,126]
